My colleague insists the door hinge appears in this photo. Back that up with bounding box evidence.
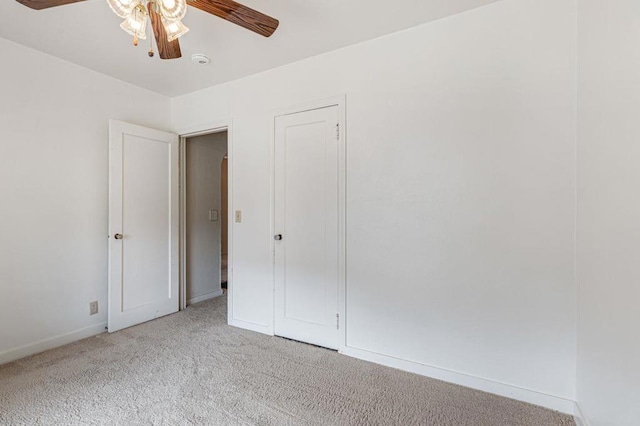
[336,313,340,330]
[336,123,340,140]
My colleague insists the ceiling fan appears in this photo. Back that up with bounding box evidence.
[15,0,279,60]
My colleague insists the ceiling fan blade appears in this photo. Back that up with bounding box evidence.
[149,3,182,60]
[188,0,279,38]
[15,0,85,10]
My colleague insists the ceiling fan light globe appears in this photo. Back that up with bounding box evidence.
[106,0,139,19]
[162,18,189,42]
[158,0,187,21]
[120,7,148,40]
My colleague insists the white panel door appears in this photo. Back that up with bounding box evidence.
[274,106,340,350]
[108,120,179,332]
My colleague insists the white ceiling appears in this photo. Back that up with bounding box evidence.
[0,0,498,97]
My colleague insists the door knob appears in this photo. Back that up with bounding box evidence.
[114,234,123,240]
[274,234,283,241]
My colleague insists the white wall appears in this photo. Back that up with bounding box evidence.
[0,37,171,363]
[173,0,578,407]
[186,132,227,304]
[577,1,640,424]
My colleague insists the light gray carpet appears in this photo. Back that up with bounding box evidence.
[0,296,574,425]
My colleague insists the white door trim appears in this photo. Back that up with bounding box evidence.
[177,120,234,318]
[271,95,347,352]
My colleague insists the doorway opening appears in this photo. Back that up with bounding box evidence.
[182,130,228,307]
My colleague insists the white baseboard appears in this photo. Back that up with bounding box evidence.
[573,402,590,426]
[340,345,576,415]
[187,289,224,306]
[0,322,107,366]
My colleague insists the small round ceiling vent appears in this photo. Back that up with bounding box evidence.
[191,54,210,65]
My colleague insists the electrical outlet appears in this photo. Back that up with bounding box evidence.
[89,301,99,316]
[235,210,242,223]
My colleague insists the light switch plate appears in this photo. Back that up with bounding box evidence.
[209,209,218,221]
[235,210,242,223]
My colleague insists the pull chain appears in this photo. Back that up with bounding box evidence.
[148,34,155,57]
